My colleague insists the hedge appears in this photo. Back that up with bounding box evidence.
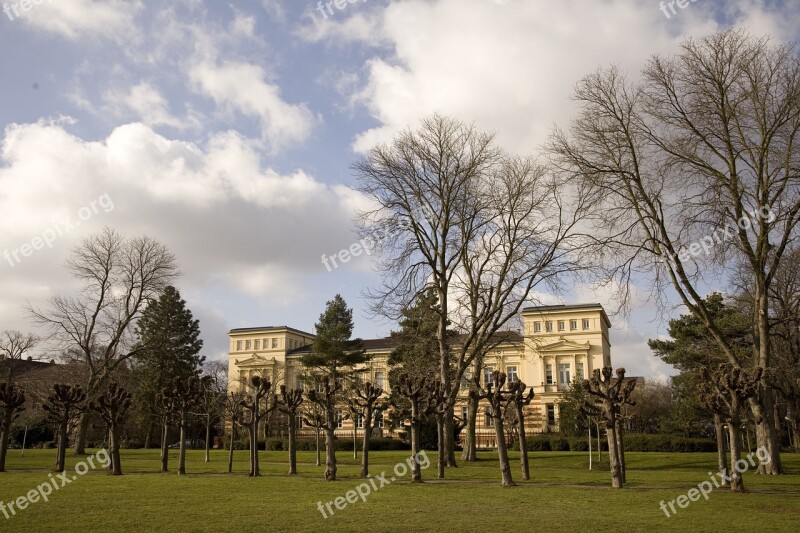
[240,437,411,452]
[516,434,716,452]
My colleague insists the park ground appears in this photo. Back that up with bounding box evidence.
[1,449,799,532]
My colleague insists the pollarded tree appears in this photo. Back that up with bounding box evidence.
[90,381,132,476]
[578,368,636,488]
[507,380,535,481]
[240,376,274,477]
[42,384,87,472]
[153,390,177,473]
[159,376,206,475]
[699,364,763,492]
[352,382,384,477]
[302,402,326,467]
[275,385,304,475]
[0,384,25,472]
[306,377,342,481]
[471,371,515,487]
[390,374,431,483]
[225,390,245,474]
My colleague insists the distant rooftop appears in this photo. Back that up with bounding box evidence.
[229,326,316,337]
[522,303,611,327]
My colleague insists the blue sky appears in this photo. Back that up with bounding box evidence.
[1,0,798,379]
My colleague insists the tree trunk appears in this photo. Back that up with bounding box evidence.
[144,420,155,449]
[324,405,336,481]
[110,423,122,475]
[178,417,188,476]
[437,415,445,479]
[728,420,746,492]
[73,412,89,455]
[713,412,728,485]
[353,427,357,460]
[204,414,211,463]
[360,407,372,478]
[0,409,11,472]
[462,396,478,462]
[615,418,626,484]
[315,429,321,467]
[606,422,623,489]
[444,404,457,467]
[288,413,297,475]
[517,405,529,481]
[410,399,422,483]
[494,413,515,487]
[748,394,782,474]
[249,416,260,477]
[227,424,235,474]
[55,423,68,472]
[160,421,169,473]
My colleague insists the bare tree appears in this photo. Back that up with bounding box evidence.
[700,364,763,492]
[275,385,304,475]
[578,368,636,488]
[158,376,205,475]
[153,390,176,473]
[390,374,431,483]
[43,384,87,472]
[29,228,178,455]
[224,390,245,474]
[355,114,590,469]
[302,403,327,467]
[548,29,800,474]
[240,376,274,477]
[0,331,39,386]
[197,363,226,463]
[90,381,132,475]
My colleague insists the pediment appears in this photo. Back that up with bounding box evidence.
[234,354,279,368]
[536,338,591,353]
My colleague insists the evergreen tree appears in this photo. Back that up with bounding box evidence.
[132,286,204,447]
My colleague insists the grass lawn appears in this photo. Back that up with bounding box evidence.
[0,448,798,532]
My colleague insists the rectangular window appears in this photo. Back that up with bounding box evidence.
[254,340,260,350]
[546,364,553,385]
[545,321,553,332]
[533,321,541,333]
[582,319,590,330]
[484,366,495,385]
[461,368,472,388]
[356,413,364,429]
[295,416,303,429]
[272,338,279,349]
[558,364,571,390]
[336,409,343,429]
[557,320,565,331]
[546,404,556,425]
[506,366,518,384]
[374,371,385,389]
[461,406,468,422]
[297,377,305,391]
[570,319,578,331]
[375,409,384,428]
[236,340,242,351]
[263,338,268,348]
[484,407,494,428]
[245,340,252,350]
[576,362,585,381]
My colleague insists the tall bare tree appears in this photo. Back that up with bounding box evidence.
[30,227,178,454]
[355,114,590,469]
[549,29,800,474]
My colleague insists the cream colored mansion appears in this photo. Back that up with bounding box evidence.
[227,303,611,445]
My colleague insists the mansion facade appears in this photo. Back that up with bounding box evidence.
[227,303,612,445]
